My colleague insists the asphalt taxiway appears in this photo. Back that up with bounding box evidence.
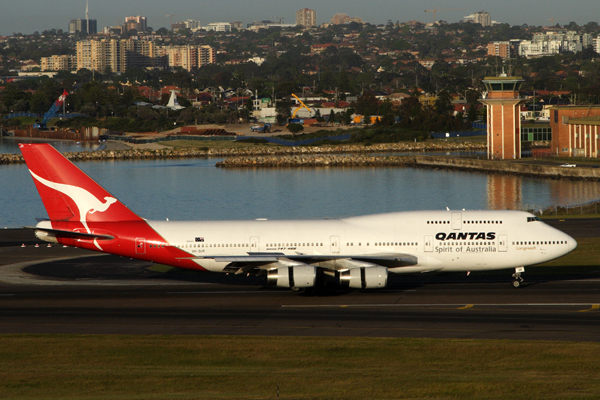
[1,219,599,341]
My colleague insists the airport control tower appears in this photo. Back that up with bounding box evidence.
[479,74,526,159]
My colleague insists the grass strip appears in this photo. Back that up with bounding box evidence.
[1,335,599,400]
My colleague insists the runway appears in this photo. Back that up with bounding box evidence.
[1,219,599,341]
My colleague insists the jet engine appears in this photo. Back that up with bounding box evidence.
[34,229,58,243]
[339,266,388,289]
[267,265,317,288]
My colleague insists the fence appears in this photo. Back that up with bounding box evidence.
[106,134,237,144]
[4,112,86,120]
[429,130,486,139]
[524,201,600,216]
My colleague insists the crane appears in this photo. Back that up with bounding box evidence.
[547,18,564,27]
[165,14,181,28]
[291,93,314,119]
[33,90,68,130]
[424,8,464,24]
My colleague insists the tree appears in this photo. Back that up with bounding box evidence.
[287,123,304,135]
[354,91,380,116]
[435,90,453,115]
[275,98,292,126]
[467,102,479,122]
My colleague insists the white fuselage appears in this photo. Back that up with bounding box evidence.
[147,210,576,274]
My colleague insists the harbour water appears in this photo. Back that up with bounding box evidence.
[2,156,600,228]
[0,138,102,154]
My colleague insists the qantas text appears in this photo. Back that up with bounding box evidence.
[435,232,496,241]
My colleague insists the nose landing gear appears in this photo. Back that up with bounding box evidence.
[511,267,525,288]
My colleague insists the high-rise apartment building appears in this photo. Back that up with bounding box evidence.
[158,45,216,71]
[594,37,600,54]
[69,18,97,34]
[205,22,231,32]
[296,8,317,27]
[518,31,593,58]
[487,42,511,59]
[87,19,97,34]
[330,13,363,25]
[77,39,160,72]
[125,16,147,32]
[68,1,97,34]
[183,20,202,31]
[70,19,85,33]
[41,55,76,71]
[473,11,492,27]
[463,10,492,27]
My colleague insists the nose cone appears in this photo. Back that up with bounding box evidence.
[568,235,578,253]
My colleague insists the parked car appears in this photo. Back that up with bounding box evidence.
[250,123,272,133]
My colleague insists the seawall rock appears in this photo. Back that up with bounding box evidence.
[217,154,600,181]
[0,141,483,165]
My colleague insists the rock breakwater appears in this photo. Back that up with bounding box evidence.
[0,141,484,165]
[217,154,600,181]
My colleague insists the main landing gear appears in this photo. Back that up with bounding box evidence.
[511,267,525,288]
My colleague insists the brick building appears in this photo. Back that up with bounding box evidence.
[549,106,600,157]
[487,42,510,59]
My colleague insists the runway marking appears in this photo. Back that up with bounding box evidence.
[578,304,600,313]
[282,303,600,308]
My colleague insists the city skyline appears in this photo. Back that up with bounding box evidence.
[2,0,599,36]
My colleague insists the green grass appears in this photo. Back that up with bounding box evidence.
[1,335,599,399]
[538,237,600,268]
[157,140,281,150]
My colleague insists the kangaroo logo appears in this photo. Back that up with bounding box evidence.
[30,170,117,250]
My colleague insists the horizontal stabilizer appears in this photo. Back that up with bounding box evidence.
[25,226,115,241]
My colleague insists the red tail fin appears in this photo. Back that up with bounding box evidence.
[20,144,143,226]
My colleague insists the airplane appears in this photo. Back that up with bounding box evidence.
[20,143,577,290]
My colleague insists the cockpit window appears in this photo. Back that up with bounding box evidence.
[527,217,541,222]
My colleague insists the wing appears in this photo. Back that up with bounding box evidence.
[25,226,115,241]
[184,252,419,275]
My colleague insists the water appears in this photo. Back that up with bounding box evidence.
[0,138,102,154]
[2,157,600,228]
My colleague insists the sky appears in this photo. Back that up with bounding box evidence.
[2,0,598,36]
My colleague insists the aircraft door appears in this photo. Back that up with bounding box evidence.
[330,236,340,254]
[451,212,462,230]
[498,235,507,252]
[424,235,433,252]
[135,238,146,254]
[250,236,260,252]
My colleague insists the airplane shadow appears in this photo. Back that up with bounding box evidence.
[20,254,600,294]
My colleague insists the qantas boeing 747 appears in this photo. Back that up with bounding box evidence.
[20,143,577,289]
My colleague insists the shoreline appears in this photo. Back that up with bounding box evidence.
[0,140,485,163]
[3,139,599,181]
[215,154,600,181]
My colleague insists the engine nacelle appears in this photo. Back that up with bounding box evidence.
[267,265,317,288]
[34,229,58,243]
[340,266,388,289]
